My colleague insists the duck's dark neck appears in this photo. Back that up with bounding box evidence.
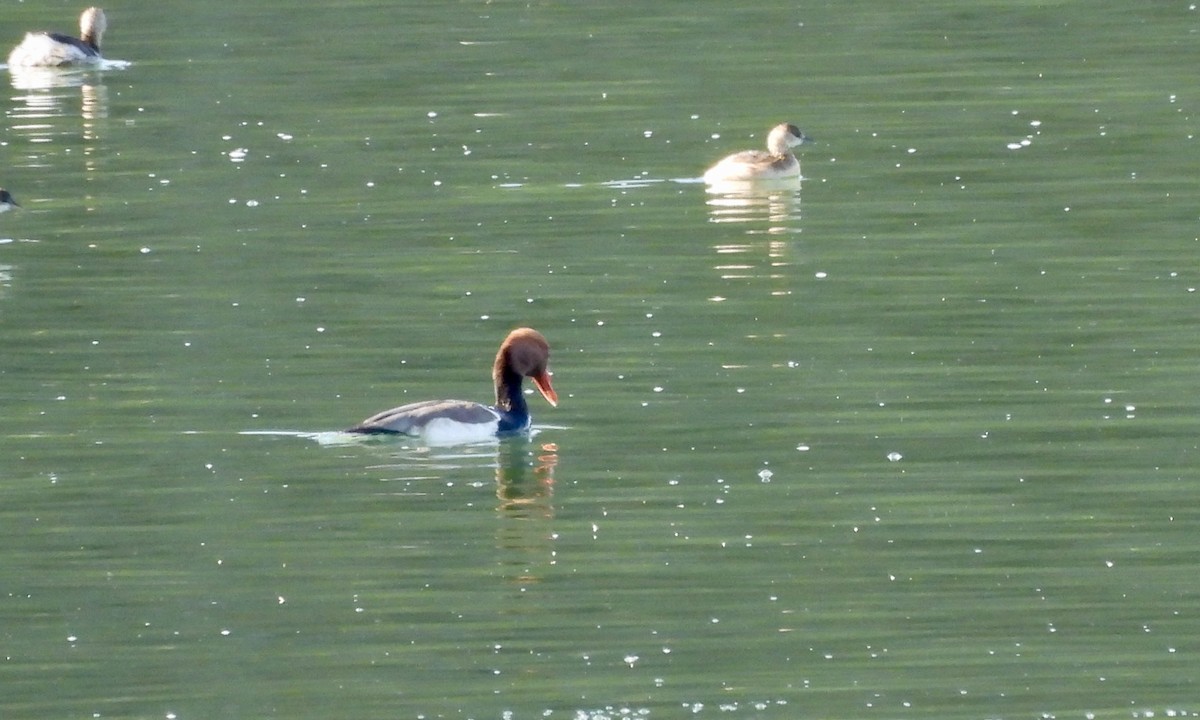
[493,365,530,432]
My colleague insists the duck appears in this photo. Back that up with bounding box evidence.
[703,123,813,183]
[0,189,19,213]
[7,7,107,68]
[347,327,558,444]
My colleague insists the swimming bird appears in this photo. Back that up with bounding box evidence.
[0,189,20,213]
[347,327,558,444]
[7,7,107,67]
[703,123,812,183]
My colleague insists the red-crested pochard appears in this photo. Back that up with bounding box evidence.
[347,327,558,443]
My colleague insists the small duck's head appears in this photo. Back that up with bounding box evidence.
[767,123,813,155]
[80,7,107,48]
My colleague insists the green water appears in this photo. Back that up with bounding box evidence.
[2,1,1199,718]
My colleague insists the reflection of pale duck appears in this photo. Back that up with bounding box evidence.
[347,328,559,444]
[703,123,813,183]
[0,190,19,213]
[8,7,107,67]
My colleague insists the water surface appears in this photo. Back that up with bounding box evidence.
[2,1,1199,718]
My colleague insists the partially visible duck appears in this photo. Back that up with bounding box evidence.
[348,327,558,444]
[703,123,813,183]
[0,189,19,213]
[7,7,107,68]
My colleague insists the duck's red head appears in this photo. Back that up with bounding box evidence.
[496,327,557,407]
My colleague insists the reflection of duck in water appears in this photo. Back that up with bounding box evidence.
[348,328,559,445]
[494,441,558,516]
[0,190,19,213]
[8,7,107,67]
[703,123,812,183]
